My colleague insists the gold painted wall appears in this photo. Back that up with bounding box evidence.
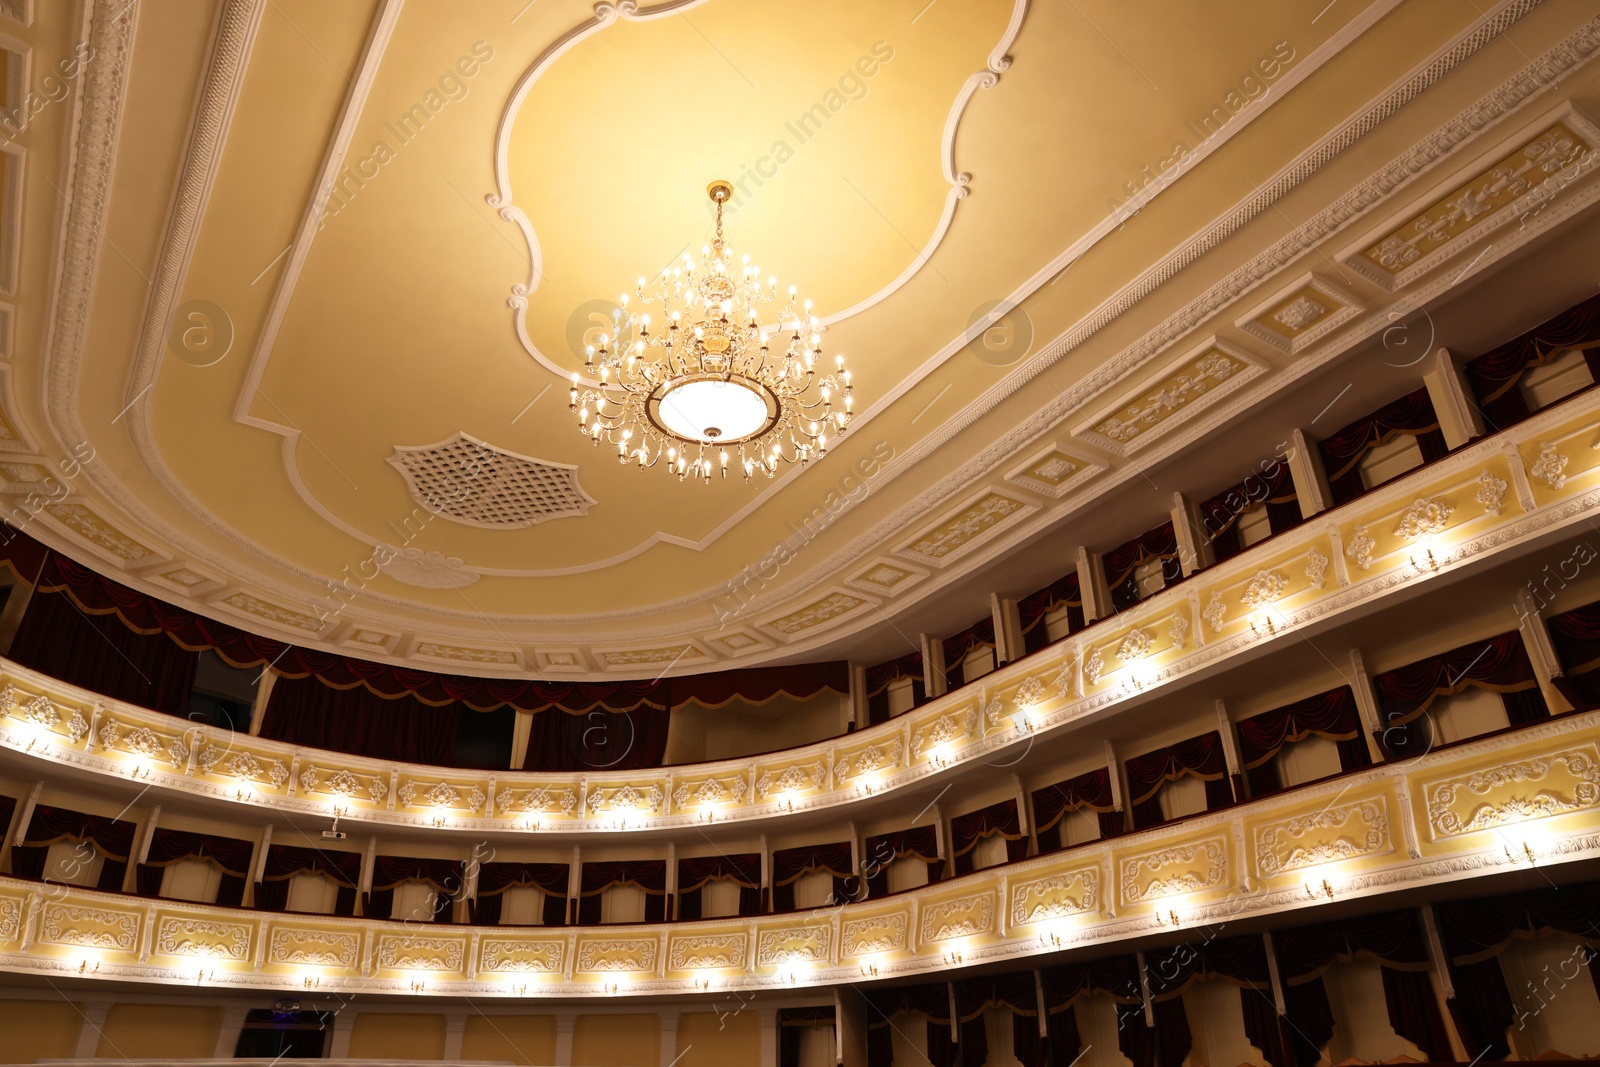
[674,1009,762,1067]
[97,1004,220,1059]
[0,999,85,1061]
[462,1013,558,1065]
[572,1013,659,1067]
[347,1011,446,1060]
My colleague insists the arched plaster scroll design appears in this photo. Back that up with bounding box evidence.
[489,0,1031,387]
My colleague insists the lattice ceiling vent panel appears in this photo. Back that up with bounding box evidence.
[387,433,596,529]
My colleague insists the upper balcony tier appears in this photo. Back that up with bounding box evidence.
[4,382,1600,838]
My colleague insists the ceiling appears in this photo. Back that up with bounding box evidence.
[6,0,1600,678]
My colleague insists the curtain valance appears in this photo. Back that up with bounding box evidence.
[864,825,938,866]
[1199,457,1297,540]
[1102,522,1179,590]
[677,853,760,892]
[1236,686,1361,768]
[949,799,1022,858]
[579,860,666,896]
[941,616,996,679]
[142,829,253,875]
[1273,908,1432,981]
[371,855,463,894]
[1124,732,1227,805]
[1465,292,1600,427]
[22,804,137,861]
[771,841,853,886]
[1316,387,1442,481]
[262,845,360,887]
[475,861,568,898]
[1031,768,1116,835]
[1373,630,1539,724]
[865,651,922,696]
[1435,880,1600,964]
[1041,955,1142,1010]
[1549,599,1600,675]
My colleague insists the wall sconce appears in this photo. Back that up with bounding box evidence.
[523,818,542,832]
[1250,612,1279,637]
[1506,842,1538,865]
[859,962,879,978]
[777,796,796,813]
[410,979,427,993]
[1304,878,1334,900]
[1409,545,1440,572]
[77,958,99,975]
[602,980,622,996]
[130,761,153,781]
[303,975,320,989]
[698,808,716,824]
[856,781,876,798]
[235,787,254,802]
[510,983,529,996]
[1154,909,1180,928]
[784,971,798,986]
[1037,931,1062,949]
[195,968,214,984]
[24,734,46,754]
[942,949,964,966]
[691,977,711,992]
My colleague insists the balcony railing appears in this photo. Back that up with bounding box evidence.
[1,388,1598,836]
[0,706,1595,997]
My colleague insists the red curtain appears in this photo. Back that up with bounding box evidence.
[1548,599,1600,709]
[865,984,951,1067]
[1200,456,1303,562]
[1374,631,1547,759]
[866,650,925,725]
[949,799,1026,873]
[577,860,666,923]
[1317,386,1447,504]
[135,828,253,905]
[955,974,1041,1067]
[521,703,671,772]
[675,853,761,920]
[1103,521,1182,613]
[261,673,460,764]
[10,568,199,715]
[1019,570,1082,655]
[1031,768,1120,853]
[1236,685,1371,795]
[14,804,135,892]
[365,856,463,923]
[864,825,940,899]
[256,845,360,915]
[1124,732,1231,827]
[471,861,568,927]
[1465,292,1600,431]
[1143,935,1288,1067]
[770,841,854,913]
[942,615,996,684]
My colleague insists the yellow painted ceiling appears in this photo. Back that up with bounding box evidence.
[13,0,1591,674]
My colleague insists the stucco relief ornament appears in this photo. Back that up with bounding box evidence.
[0,686,17,717]
[1531,442,1569,489]
[1393,497,1454,540]
[1168,611,1189,648]
[1240,570,1288,609]
[223,752,261,780]
[1202,592,1227,633]
[1305,548,1329,590]
[1117,628,1153,662]
[299,766,321,794]
[982,698,1006,730]
[97,720,120,750]
[23,694,58,728]
[367,776,388,802]
[1345,526,1375,570]
[1014,677,1046,711]
[1084,649,1105,686]
[65,710,90,743]
[1050,660,1075,698]
[1476,469,1508,516]
[326,769,361,796]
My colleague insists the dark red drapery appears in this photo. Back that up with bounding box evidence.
[1317,386,1447,504]
[520,702,672,772]
[471,861,568,927]
[949,799,1026,873]
[261,673,460,765]
[941,615,996,682]
[865,650,925,725]
[134,828,253,904]
[770,840,854,913]
[676,853,760,892]
[1124,732,1229,805]
[255,844,360,915]
[1103,521,1182,596]
[1237,685,1371,796]
[1465,292,1600,431]
[14,804,135,892]
[1373,630,1544,727]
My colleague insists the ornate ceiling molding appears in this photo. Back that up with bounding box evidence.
[25,0,1600,677]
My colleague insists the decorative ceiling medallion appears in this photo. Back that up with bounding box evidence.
[414,641,519,667]
[342,628,398,652]
[1081,340,1260,455]
[1005,443,1106,499]
[897,491,1031,567]
[1237,274,1364,355]
[763,590,869,638]
[711,630,767,656]
[847,558,927,598]
[1348,112,1600,290]
[375,546,479,589]
[43,502,159,565]
[218,591,324,634]
[598,644,703,668]
[387,433,595,530]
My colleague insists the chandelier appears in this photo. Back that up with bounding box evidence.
[570,180,852,482]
